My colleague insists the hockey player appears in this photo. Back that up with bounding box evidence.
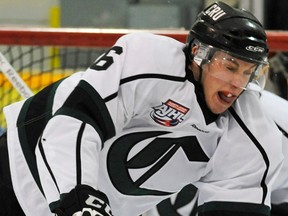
[0,1,284,216]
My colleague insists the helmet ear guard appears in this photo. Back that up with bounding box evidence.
[191,40,215,67]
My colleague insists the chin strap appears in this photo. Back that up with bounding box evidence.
[198,66,203,83]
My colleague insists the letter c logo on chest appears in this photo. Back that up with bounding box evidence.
[106,131,208,196]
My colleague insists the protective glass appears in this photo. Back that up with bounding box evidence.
[193,42,269,92]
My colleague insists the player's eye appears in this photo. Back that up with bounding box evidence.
[223,62,237,72]
[243,70,253,76]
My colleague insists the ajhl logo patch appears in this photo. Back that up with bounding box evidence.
[150,100,189,127]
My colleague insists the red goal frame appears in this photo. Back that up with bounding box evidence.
[0,27,287,52]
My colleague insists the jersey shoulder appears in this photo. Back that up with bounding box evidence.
[261,90,288,130]
[115,32,187,78]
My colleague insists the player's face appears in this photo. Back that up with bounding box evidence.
[201,51,257,114]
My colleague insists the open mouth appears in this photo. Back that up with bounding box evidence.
[218,91,236,104]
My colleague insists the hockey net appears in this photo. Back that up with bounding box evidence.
[0,27,288,132]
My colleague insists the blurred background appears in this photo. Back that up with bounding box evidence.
[0,0,284,30]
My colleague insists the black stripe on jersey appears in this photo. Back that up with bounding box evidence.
[37,136,61,194]
[61,80,115,143]
[120,73,186,85]
[228,107,269,204]
[104,92,118,102]
[76,122,86,185]
[54,107,105,144]
[198,201,270,216]
[45,123,87,213]
[103,73,186,102]
[16,79,63,195]
[276,123,288,138]
[103,74,186,102]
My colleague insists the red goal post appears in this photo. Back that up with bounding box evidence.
[0,27,288,131]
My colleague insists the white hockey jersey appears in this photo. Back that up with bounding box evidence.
[4,33,284,216]
[143,90,288,216]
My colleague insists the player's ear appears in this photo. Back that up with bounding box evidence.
[191,44,199,56]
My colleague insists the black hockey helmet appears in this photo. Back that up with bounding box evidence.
[187,1,269,92]
[187,1,269,64]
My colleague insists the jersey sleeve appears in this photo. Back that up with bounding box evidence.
[35,34,134,211]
